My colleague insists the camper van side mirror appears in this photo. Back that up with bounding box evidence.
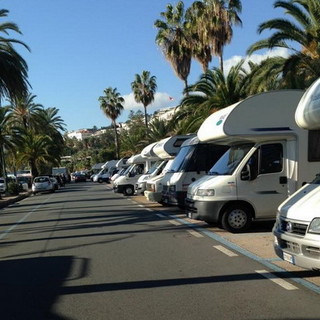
[241,165,251,181]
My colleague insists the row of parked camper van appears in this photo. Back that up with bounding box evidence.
[110,79,320,270]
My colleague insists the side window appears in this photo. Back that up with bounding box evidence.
[308,130,320,161]
[259,143,283,174]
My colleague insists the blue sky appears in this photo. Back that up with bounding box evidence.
[2,0,286,131]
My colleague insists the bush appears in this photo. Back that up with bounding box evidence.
[7,182,20,195]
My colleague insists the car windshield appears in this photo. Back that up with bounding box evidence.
[167,145,195,173]
[34,177,49,183]
[146,160,163,174]
[208,143,254,176]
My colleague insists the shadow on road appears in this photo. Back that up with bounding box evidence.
[0,256,88,320]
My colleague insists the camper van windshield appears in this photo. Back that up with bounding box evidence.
[209,143,254,175]
[146,160,163,174]
[167,145,196,173]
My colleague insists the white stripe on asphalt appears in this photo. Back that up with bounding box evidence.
[188,230,204,238]
[169,219,181,226]
[214,245,238,257]
[255,270,298,290]
[156,213,166,218]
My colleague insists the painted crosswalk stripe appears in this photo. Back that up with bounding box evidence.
[256,270,298,290]
[213,245,238,257]
[187,230,204,238]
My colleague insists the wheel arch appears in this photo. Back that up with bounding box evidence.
[218,200,255,222]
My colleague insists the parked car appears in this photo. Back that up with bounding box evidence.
[0,177,6,193]
[50,177,59,190]
[73,173,87,183]
[32,176,55,194]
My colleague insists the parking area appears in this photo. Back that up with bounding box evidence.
[131,194,320,289]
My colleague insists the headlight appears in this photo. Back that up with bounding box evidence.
[308,218,320,234]
[196,188,215,196]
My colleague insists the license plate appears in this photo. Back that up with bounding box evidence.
[187,212,192,218]
[283,252,294,264]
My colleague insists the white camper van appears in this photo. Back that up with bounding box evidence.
[161,136,228,208]
[113,154,153,196]
[185,90,320,233]
[93,160,118,183]
[273,78,320,270]
[144,135,191,203]
[135,142,162,194]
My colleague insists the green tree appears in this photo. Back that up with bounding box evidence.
[0,8,30,101]
[188,0,242,73]
[247,0,320,87]
[154,1,192,91]
[99,87,124,159]
[131,70,157,129]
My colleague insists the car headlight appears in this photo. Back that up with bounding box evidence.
[196,188,215,196]
[308,218,320,234]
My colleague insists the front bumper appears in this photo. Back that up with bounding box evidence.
[144,190,162,202]
[273,229,320,270]
[162,191,187,207]
[184,197,225,223]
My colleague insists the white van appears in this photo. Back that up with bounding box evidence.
[144,135,192,203]
[93,160,118,183]
[273,78,320,270]
[161,136,228,208]
[135,142,162,194]
[113,154,154,196]
[185,90,320,232]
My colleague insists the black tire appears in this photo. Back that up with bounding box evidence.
[98,178,103,183]
[123,185,134,196]
[221,204,252,233]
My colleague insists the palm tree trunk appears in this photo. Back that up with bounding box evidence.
[113,120,120,159]
[184,78,189,96]
[219,52,224,75]
[144,105,148,129]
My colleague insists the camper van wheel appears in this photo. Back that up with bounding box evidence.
[221,204,252,233]
[124,186,134,196]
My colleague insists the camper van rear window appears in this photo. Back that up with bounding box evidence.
[308,130,320,161]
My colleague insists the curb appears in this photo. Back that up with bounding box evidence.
[0,192,31,209]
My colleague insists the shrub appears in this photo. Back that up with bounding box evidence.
[7,182,20,195]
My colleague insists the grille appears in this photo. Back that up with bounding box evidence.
[280,219,308,235]
[280,239,300,254]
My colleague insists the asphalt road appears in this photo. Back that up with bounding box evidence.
[0,182,320,320]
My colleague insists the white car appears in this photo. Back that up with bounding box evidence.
[32,176,55,195]
[0,177,6,193]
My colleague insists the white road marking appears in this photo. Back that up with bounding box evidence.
[213,245,238,257]
[156,213,165,218]
[255,270,298,290]
[187,230,204,238]
[169,219,181,226]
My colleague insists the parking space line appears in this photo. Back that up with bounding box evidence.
[169,219,181,226]
[214,245,238,257]
[255,270,298,290]
[187,230,204,238]
[156,213,166,218]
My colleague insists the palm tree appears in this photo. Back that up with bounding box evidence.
[0,8,30,101]
[8,93,42,130]
[154,1,192,91]
[131,71,157,129]
[15,129,53,178]
[172,60,247,132]
[247,0,320,87]
[99,87,124,159]
[188,0,242,73]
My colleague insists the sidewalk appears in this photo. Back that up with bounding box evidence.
[0,192,31,209]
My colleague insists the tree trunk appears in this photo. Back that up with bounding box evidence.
[144,105,148,129]
[113,120,120,159]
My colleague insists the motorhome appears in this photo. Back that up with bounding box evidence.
[135,142,165,194]
[273,78,320,270]
[113,154,154,196]
[185,90,320,233]
[92,160,118,183]
[144,135,192,203]
[161,136,228,208]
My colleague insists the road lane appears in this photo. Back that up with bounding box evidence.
[0,182,320,319]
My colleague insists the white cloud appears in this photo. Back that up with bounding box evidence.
[122,92,178,112]
[224,47,290,75]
